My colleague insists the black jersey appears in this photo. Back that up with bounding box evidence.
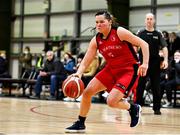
[137,29,167,61]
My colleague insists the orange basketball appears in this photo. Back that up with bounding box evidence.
[62,76,84,99]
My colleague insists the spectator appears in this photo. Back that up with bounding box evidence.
[0,52,11,78]
[29,51,67,100]
[35,51,46,70]
[162,31,170,46]
[162,31,171,57]
[63,52,76,75]
[19,46,32,78]
[32,51,46,79]
[0,52,11,94]
[75,53,85,71]
[169,32,180,59]
[163,50,180,107]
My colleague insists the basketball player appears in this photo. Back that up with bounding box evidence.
[65,10,149,133]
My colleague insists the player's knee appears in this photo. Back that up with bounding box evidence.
[82,87,94,98]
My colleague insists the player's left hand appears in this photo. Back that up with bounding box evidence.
[137,63,148,76]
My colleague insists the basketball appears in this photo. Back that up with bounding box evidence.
[62,76,84,99]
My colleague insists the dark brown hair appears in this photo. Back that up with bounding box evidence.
[95,10,119,27]
[95,10,112,21]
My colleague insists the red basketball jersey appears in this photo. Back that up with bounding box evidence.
[96,27,139,68]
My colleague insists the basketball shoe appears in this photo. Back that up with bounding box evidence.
[129,104,142,127]
[65,120,86,133]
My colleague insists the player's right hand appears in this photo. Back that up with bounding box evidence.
[137,63,148,76]
[70,72,82,79]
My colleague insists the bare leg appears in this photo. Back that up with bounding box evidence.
[79,77,106,117]
[107,88,130,110]
[107,88,142,128]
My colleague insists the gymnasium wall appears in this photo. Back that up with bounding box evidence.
[129,0,180,33]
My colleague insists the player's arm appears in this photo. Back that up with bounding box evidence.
[75,36,98,78]
[117,27,149,76]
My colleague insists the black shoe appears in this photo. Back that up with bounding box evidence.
[57,91,65,100]
[129,104,142,127]
[46,95,56,100]
[154,110,161,115]
[29,95,40,99]
[65,120,86,133]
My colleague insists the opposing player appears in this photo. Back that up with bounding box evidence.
[65,10,149,133]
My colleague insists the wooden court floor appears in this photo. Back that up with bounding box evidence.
[0,97,180,135]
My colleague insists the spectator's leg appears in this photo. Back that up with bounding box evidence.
[50,75,59,97]
[165,80,175,104]
[34,75,43,97]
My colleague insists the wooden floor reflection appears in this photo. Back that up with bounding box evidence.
[0,97,180,134]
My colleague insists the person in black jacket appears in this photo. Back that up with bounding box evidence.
[29,51,67,100]
[135,13,168,115]
[0,53,11,92]
[163,50,180,107]
[0,53,11,78]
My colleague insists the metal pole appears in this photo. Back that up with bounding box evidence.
[151,0,157,27]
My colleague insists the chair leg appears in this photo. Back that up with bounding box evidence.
[173,89,177,108]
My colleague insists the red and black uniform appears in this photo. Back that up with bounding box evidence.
[95,26,139,96]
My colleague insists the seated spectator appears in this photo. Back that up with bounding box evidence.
[0,52,11,78]
[163,50,180,107]
[169,32,180,59]
[29,51,67,100]
[32,51,46,79]
[63,52,76,75]
[162,31,170,52]
[35,51,46,70]
[74,53,85,71]
[0,52,11,93]
[19,46,32,78]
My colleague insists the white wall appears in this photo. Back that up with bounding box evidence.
[156,7,180,32]
[130,0,151,7]
[50,15,74,37]
[129,1,180,33]
[24,0,45,14]
[51,0,75,12]
[81,12,96,36]
[82,0,107,10]
[157,0,180,5]
[24,17,44,37]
